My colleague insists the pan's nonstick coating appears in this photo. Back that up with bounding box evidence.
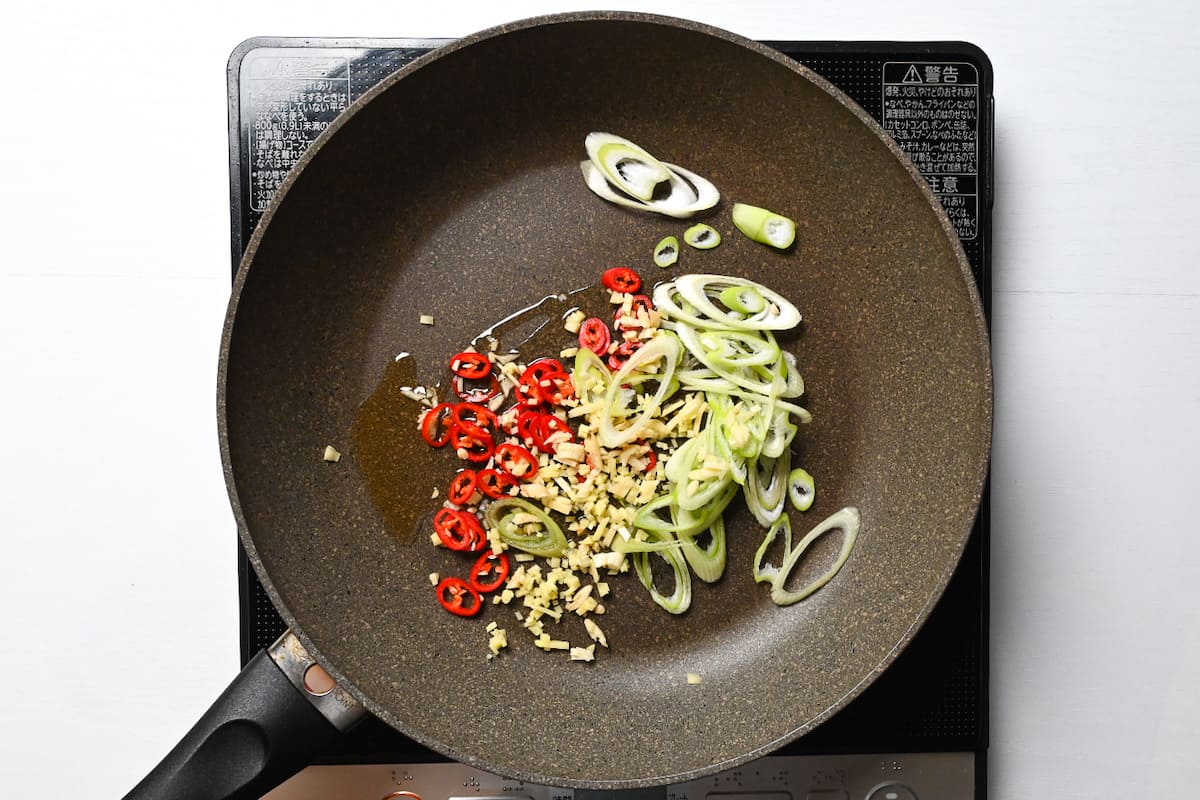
[219,13,990,789]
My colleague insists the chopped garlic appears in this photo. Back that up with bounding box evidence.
[419,314,435,325]
[686,672,703,685]
[322,445,341,462]
[428,572,440,585]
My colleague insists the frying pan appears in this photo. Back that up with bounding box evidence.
[125,12,990,800]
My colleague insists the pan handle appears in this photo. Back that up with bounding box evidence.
[123,630,367,800]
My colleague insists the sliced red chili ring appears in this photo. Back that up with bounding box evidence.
[447,470,478,505]
[515,409,545,447]
[452,374,502,404]
[602,266,642,294]
[519,359,565,384]
[453,402,498,431]
[494,443,539,481]
[578,317,612,356]
[434,508,487,551]
[607,340,643,371]
[614,294,655,330]
[645,447,659,472]
[436,576,483,617]
[477,468,518,499]
[420,402,455,448]
[450,426,494,463]
[450,351,492,380]
[469,551,511,593]
[535,370,574,405]
[537,413,575,451]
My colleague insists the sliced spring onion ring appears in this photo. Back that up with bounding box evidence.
[597,332,683,448]
[719,285,767,315]
[752,514,792,584]
[654,235,680,268]
[632,537,693,614]
[780,350,805,398]
[770,507,859,605]
[683,223,722,250]
[573,346,610,406]
[731,202,797,249]
[672,274,802,331]
[632,481,737,539]
[678,516,727,583]
[669,434,733,512]
[484,497,568,557]
[585,132,672,202]
[580,160,719,219]
[788,468,815,511]
[745,451,790,528]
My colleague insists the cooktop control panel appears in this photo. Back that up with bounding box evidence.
[262,753,973,800]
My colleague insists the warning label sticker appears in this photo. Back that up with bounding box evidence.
[243,52,353,212]
[882,61,980,240]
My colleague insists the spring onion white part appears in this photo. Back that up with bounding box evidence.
[670,274,802,331]
[678,517,727,583]
[731,202,797,250]
[580,160,720,219]
[585,132,673,202]
[579,132,720,218]
[632,534,693,614]
[745,451,790,527]
[654,235,680,268]
[788,468,815,511]
[485,497,568,557]
[719,284,767,315]
[769,507,859,605]
[597,332,683,448]
[683,223,722,250]
[752,514,792,584]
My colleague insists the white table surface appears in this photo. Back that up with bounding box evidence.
[3,1,1198,797]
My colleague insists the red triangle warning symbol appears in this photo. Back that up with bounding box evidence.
[902,64,923,83]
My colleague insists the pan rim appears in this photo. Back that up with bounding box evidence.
[217,10,993,789]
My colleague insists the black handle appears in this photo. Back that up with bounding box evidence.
[123,648,341,800]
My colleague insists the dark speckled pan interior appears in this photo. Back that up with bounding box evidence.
[219,12,991,789]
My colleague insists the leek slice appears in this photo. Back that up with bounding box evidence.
[683,224,722,250]
[585,132,671,201]
[573,346,610,406]
[770,507,859,605]
[788,468,815,511]
[760,406,797,460]
[719,285,767,315]
[632,539,692,614]
[615,529,725,585]
[654,235,680,268]
[597,332,682,448]
[678,516,727,583]
[673,274,802,331]
[731,202,797,249]
[745,451,790,527]
[580,160,719,219]
[485,497,568,557]
[779,350,805,398]
[665,426,732,511]
[675,323,786,396]
[632,482,736,539]
[752,514,792,584]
